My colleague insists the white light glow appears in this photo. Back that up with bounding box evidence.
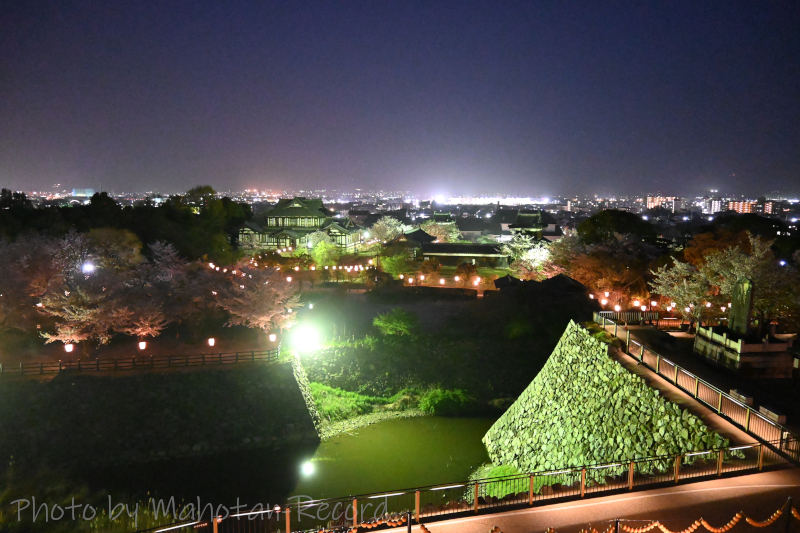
[301,461,315,476]
[292,326,321,353]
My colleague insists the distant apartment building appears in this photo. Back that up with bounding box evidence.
[646,196,685,212]
[727,201,757,214]
[704,198,725,214]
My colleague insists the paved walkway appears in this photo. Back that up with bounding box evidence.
[606,341,754,446]
[623,326,800,435]
[415,468,800,533]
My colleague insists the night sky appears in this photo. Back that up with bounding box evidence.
[2,1,799,197]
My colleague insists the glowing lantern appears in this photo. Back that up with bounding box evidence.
[64,344,74,353]
[454,276,460,282]
[641,305,647,312]
[208,338,215,347]
[399,274,404,279]
[601,299,608,306]
[439,279,445,285]
[651,301,658,307]
[419,275,425,280]
[268,333,277,342]
[286,276,292,282]
[614,305,621,312]
[604,292,609,297]
[633,300,640,307]
[138,341,147,350]
[294,266,299,271]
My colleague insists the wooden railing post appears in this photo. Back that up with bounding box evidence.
[717,450,724,476]
[474,482,479,513]
[212,515,219,533]
[626,329,630,353]
[674,455,681,483]
[628,461,634,490]
[655,355,660,374]
[694,377,699,398]
[758,444,765,470]
[745,409,751,432]
[529,475,535,505]
[352,498,357,527]
[58,360,62,372]
[717,392,723,413]
[39,362,43,374]
[415,490,420,523]
[580,468,586,497]
[285,507,290,533]
[674,365,679,384]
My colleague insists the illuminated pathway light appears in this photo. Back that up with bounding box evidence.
[292,325,320,353]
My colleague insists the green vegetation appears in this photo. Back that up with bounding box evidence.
[418,388,476,416]
[310,383,391,422]
[483,321,730,483]
[372,308,419,336]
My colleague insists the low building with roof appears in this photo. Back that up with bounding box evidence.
[239,197,362,251]
[420,242,509,267]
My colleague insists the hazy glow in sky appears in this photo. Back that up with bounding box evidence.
[1,1,798,197]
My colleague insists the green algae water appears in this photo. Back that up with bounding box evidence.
[292,417,495,500]
[83,416,495,510]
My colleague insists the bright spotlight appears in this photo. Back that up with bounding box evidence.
[292,326,320,353]
[81,262,95,273]
[301,461,315,476]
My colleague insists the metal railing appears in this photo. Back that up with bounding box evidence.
[598,310,660,324]
[139,438,794,533]
[593,312,799,460]
[0,348,281,376]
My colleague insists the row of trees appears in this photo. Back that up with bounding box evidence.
[0,187,250,263]
[0,230,299,353]
[497,209,800,333]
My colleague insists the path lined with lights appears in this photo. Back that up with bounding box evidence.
[410,469,800,533]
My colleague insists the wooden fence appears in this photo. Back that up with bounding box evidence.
[0,348,281,376]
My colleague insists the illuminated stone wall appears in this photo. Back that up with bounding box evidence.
[482,320,728,474]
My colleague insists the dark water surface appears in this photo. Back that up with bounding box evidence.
[86,416,495,509]
[292,417,495,500]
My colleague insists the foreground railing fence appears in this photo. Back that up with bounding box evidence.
[0,348,281,376]
[592,312,800,462]
[139,438,794,533]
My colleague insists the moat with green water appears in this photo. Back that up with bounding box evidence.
[87,416,495,510]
